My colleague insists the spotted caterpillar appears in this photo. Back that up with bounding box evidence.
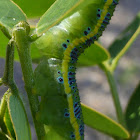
[34,0,119,139]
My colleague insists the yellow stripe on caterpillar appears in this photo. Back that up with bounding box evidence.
[68,94,80,139]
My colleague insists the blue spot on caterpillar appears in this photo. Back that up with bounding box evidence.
[34,0,119,139]
[57,76,64,84]
[64,112,70,118]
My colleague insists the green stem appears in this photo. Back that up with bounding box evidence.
[13,22,45,139]
[0,41,19,134]
[2,41,18,95]
[110,25,140,72]
[99,64,126,127]
[2,42,14,85]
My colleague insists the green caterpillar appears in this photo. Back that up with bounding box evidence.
[34,0,119,139]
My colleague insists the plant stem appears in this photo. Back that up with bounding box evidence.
[13,22,45,139]
[99,64,126,127]
[0,40,20,135]
[2,41,18,95]
[110,25,140,72]
[2,42,14,85]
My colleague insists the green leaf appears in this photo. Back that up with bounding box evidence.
[125,82,140,132]
[0,0,27,37]
[0,94,9,135]
[43,125,67,140]
[82,104,129,139]
[7,93,31,140]
[0,30,9,58]
[36,0,101,35]
[4,108,15,139]
[77,42,110,67]
[13,0,56,18]
[107,12,140,70]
